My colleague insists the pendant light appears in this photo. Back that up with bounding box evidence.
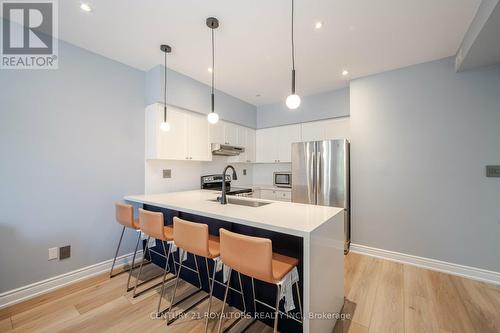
[286,0,301,110]
[160,44,172,131]
[206,17,219,124]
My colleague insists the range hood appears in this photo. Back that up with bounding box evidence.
[211,143,245,156]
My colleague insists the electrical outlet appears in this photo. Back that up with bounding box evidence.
[59,245,71,260]
[163,169,172,178]
[243,169,247,176]
[48,247,58,260]
[486,166,500,177]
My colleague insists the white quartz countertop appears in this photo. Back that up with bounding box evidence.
[124,190,343,237]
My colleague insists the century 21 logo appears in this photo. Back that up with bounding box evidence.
[2,1,53,54]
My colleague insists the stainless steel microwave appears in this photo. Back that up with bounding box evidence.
[273,172,292,188]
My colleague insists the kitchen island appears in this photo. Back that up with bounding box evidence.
[125,190,344,333]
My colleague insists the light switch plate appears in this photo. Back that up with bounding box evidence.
[163,169,171,178]
[48,247,58,260]
[486,166,500,177]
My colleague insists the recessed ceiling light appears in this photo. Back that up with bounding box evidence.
[314,21,323,30]
[207,67,213,73]
[342,70,349,76]
[80,2,92,12]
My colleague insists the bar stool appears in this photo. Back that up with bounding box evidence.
[132,209,177,314]
[166,217,216,324]
[216,228,302,333]
[166,217,247,328]
[110,203,145,291]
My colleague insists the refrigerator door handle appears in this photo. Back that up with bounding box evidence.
[309,150,316,204]
[315,144,321,205]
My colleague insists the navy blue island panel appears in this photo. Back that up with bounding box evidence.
[143,204,304,333]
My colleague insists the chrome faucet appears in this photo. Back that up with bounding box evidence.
[220,165,237,204]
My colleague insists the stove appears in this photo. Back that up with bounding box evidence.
[200,174,253,196]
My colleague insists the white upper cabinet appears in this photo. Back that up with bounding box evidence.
[323,117,350,140]
[256,124,301,163]
[256,127,277,163]
[209,121,244,146]
[158,108,188,160]
[276,124,301,162]
[146,102,349,164]
[229,126,256,163]
[244,128,256,163]
[145,103,211,161]
[224,123,239,146]
[301,121,325,142]
[301,118,350,142]
[208,121,225,144]
[187,112,211,161]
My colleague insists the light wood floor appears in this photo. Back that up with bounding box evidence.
[1,253,499,333]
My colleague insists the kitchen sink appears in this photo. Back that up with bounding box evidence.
[209,197,271,207]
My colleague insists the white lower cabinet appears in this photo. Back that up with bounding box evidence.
[254,188,291,202]
[145,103,211,161]
[275,190,291,201]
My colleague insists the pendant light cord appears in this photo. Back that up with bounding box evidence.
[211,29,215,94]
[163,50,167,122]
[211,27,215,112]
[291,0,295,71]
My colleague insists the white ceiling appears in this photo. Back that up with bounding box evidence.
[58,0,481,105]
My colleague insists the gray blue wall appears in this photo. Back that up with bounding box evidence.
[0,40,145,292]
[350,58,500,272]
[146,65,257,128]
[256,87,349,128]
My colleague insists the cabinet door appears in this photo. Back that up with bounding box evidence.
[158,108,188,160]
[245,128,256,162]
[237,126,246,147]
[256,128,277,163]
[277,124,301,163]
[301,121,325,142]
[145,104,160,159]
[260,189,276,200]
[224,122,239,145]
[275,190,291,202]
[323,117,350,140]
[209,120,225,144]
[187,112,211,161]
[239,126,248,161]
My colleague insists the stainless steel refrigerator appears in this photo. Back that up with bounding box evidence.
[291,139,350,254]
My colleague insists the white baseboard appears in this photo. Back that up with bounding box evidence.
[350,243,500,285]
[0,251,143,310]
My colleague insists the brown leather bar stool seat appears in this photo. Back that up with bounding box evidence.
[132,209,177,314]
[214,228,303,333]
[110,203,143,284]
[270,253,299,284]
